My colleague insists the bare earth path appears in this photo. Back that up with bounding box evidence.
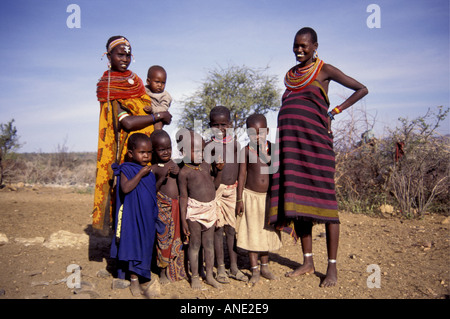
[0,186,448,303]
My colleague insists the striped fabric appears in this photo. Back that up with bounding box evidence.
[269,81,339,235]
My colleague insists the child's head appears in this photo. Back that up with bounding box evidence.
[150,130,172,163]
[127,133,152,166]
[177,130,205,164]
[106,36,132,72]
[209,106,232,138]
[246,113,268,146]
[146,65,167,94]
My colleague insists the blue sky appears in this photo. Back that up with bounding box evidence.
[0,0,448,153]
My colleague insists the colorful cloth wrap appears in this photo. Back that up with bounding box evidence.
[186,197,218,230]
[269,70,340,240]
[110,162,164,280]
[215,182,238,228]
[92,70,153,231]
[156,192,187,281]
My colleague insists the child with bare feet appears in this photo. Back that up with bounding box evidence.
[151,130,186,285]
[110,133,162,297]
[177,130,223,290]
[206,106,247,284]
[144,65,172,131]
[236,114,282,285]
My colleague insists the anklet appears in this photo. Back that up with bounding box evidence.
[260,263,269,266]
[328,259,337,264]
[251,265,259,270]
[130,277,138,281]
[303,253,314,257]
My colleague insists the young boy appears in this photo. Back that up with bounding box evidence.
[177,130,223,290]
[205,106,247,283]
[150,130,186,285]
[110,133,163,296]
[235,114,282,284]
[144,65,172,130]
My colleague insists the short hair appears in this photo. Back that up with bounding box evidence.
[210,106,231,121]
[147,65,167,79]
[150,129,171,145]
[295,27,318,44]
[246,113,267,128]
[127,133,151,151]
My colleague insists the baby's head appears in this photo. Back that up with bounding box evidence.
[150,130,172,163]
[246,113,268,146]
[106,36,132,72]
[146,65,167,94]
[209,106,232,139]
[127,133,152,166]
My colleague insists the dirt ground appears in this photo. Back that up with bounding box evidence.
[0,185,449,301]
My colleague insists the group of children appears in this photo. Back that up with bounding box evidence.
[102,36,282,297]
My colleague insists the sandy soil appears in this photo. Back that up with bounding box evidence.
[0,185,448,301]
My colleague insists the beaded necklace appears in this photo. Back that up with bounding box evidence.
[212,135,234,144]
[284,58,324,91]
[184,163,202,171]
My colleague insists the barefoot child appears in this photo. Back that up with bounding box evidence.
[110,133,163,296]
[144,65,172,131]
[236,114,282,284]
[177,130,223,290]
[151,130,186,284]
[206,106,247,283]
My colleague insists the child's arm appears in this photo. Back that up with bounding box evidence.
[120,165,152,194]
[177,169,190,237]
[235,147,247,216]
[117,102,172,131]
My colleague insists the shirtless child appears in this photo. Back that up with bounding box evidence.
[178,130,223,290]
[151,130,186,285]
[206,106,247,283]
[236,114,282,284]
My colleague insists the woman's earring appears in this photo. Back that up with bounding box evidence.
[313,50,319,59]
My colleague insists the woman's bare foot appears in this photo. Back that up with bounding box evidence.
[285,263,315,277]
[320,261,337,287]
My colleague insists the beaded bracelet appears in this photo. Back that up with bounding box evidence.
[333,106,342,114]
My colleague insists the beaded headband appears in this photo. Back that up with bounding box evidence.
[107,37,131,53]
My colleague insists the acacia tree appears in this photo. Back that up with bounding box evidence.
[178,64,280,133]
[0,119,21,185]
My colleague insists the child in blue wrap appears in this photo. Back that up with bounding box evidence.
[110,133,164,297]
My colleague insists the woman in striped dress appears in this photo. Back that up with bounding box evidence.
[269,27,368,287]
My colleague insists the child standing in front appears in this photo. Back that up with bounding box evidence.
[150,130,186,284]
[235,114,282,285]
[110,133,163,297]
[206,106,247,283]
[178,130,223,290]
[144,65,172,131]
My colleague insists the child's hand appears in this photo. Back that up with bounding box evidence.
[138,165,152,177]
[215,155,224,171]
[182,220,190,237]
[235,200,243,217]
[168,162,180,176]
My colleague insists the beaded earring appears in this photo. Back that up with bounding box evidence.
[313,50,319,60]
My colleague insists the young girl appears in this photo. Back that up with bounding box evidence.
[150,130,186,284]
[93,36,172,234]
[110,133,163,296]
[269,27,368,288]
